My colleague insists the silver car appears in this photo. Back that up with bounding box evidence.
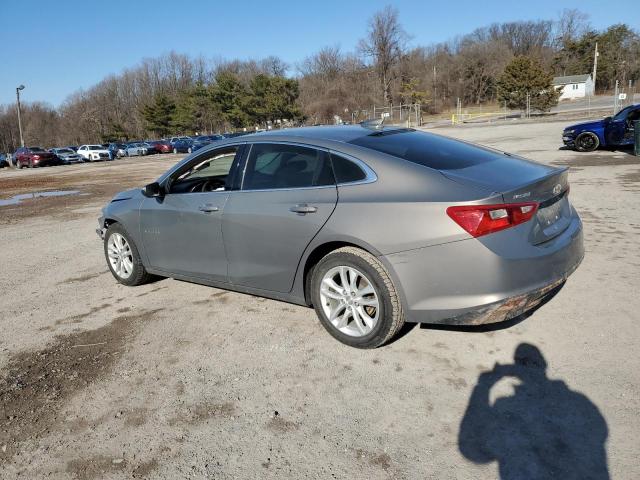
[123,143,148,157]
[50,147,83,164]
[97,125,583,348]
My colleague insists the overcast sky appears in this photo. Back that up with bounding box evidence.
[0,0,637,106]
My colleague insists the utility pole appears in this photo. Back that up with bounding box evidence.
[433,65,437,112]
[16,85,25,148]
[592,42,599,93]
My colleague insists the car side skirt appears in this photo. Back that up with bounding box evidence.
[145,267,310,308]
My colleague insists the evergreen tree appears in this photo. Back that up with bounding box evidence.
[211,72,250,129]
[497,56,560,112]
[140,94,176,137]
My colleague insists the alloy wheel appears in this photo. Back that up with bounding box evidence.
[107,232,134,279]
[319,266,380,337]
[578,134,596,151]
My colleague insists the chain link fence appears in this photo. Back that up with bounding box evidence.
[340,104,423,127]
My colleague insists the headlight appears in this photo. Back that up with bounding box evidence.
[564,129,575,135]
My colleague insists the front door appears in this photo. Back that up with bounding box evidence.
[139,145,243,282]
[222,142,338,293]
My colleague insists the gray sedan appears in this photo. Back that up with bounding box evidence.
[97,125,583,348]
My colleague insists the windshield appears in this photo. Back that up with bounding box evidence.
[56,149,74,154]
[88,145,103,150]
[29,147,46,152]
[613,105,635,121]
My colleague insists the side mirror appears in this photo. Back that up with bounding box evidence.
[604,116,612,123]
[143,182,163,197]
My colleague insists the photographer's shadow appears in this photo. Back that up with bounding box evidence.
[458,343,610,479]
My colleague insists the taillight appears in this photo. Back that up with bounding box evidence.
[32,155,40,160]
[446,202,539,238]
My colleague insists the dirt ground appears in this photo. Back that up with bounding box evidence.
[1,122,639,479]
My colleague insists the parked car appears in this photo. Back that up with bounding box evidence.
[50,147,83,164]
[191,135,224,152]
[77,145,111,162]
[222,132,249,139]
[121,142,148,157]
[563,103,640,152]
[168,136,192,145]
[0,153,7,168]
[97,125,584,348]
[171,138,194,154]
[140,142,158,154]
[14,146,60,168]
[107,143,127,159]
[147,140,172,154]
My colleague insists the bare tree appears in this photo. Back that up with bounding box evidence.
[358,5,408,105]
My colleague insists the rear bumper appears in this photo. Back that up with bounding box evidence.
[383,213,584,325]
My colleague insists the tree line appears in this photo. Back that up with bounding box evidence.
[1,7,638,152]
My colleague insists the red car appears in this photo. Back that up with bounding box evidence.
[147,140,172,153]
[14,147,60,168]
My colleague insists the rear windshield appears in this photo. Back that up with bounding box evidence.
[349,129,500,171]
[29,147,46,152]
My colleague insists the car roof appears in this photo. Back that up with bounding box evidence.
[238,125,407,144]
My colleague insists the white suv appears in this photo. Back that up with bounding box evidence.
[78,145,111,162]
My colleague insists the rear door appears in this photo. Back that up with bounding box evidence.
[222,142,338,293]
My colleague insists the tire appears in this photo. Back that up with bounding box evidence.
[575,132,599,152]
[310,246,404,349]
[104,223,154,286]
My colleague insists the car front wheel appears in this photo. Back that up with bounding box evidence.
[575,132,599,152]
[311,247,405,349]
[104,223,153,286]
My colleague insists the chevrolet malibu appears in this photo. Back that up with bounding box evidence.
[97,125,584,348]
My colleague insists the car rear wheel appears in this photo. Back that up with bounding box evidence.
[575,132,599,152]
[104,223,154,286]
[311,247,404,349]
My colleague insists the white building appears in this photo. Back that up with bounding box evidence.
[553,74,595,100]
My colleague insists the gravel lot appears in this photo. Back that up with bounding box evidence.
[1,122,639,479]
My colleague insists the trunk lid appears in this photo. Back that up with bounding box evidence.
[441,154,571,244]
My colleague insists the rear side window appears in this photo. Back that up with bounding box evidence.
[242,143,334,190]
[349,129,500,171]
[330,154,367,183]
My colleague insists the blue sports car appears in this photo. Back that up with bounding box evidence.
[562,104,640,152]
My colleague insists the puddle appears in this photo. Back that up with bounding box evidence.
[0,190,81,206]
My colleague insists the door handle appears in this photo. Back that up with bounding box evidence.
[290,204,318,214]
[199,204,219,213]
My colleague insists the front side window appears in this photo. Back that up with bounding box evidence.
[169,146,240,194]
[242,143,334,191]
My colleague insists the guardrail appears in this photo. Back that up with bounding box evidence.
[451,112,508,125]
